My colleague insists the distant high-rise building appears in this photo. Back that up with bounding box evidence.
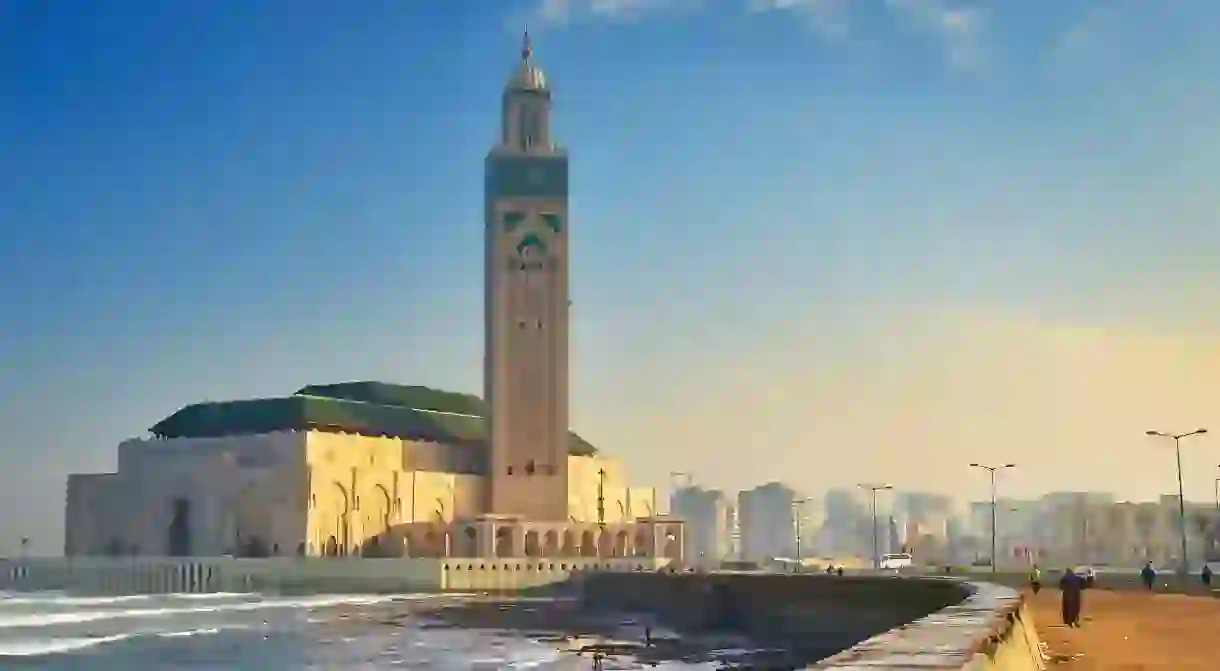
[725,501,741,559]
[892,491,953,561]
[797,497,826,557]
[823,488,868,557]
[738,482,799,562]
[670,486,732,565]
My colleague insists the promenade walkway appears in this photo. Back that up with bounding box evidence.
[1028,586,1220,669]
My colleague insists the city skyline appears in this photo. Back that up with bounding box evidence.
[674,477,1220,567]
[675,480,1220,517]
[3,1,1220,554]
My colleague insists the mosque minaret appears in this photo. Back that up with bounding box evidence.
[484,33,571,521]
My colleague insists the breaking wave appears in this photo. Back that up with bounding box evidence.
[0,591,595,668]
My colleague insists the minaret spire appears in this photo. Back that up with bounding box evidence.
[521,31,533,62]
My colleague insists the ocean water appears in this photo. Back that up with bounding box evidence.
[0,591,716,669]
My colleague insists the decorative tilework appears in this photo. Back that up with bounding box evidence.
[516,233,547,256]
[486,154,568,198]
[503,211,525,233]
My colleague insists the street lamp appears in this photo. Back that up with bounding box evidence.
[1213,469,1220,557]
[1213,466,1219,512]
[970,463,1016,576]
[791,497,813,565]
[1146,429,1207,575]
[858,484,893,569]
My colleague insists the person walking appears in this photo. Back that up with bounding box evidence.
[1141,561,1156,591]
[1029,564,1042,595]
[1059,567,1086,627]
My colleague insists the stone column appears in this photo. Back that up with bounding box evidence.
[479,521,496,558]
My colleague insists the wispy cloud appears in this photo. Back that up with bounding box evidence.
[518,0,990,71]
[886,0,988,72]
[522,0,706,28]
[748,0,854,40]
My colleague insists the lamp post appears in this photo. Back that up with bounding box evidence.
[1146,429,1208,576]
[970,463,1015,576]
[792,497,812,565]
[1213,471,1220,558]
[858,484,893,569]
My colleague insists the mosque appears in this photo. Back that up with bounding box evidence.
[64,36,683,562]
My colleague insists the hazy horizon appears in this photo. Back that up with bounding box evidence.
[3,0,1219,554]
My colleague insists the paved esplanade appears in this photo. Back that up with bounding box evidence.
[1031,587,1220,669]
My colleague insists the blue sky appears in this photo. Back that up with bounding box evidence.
[2,0,1219,553]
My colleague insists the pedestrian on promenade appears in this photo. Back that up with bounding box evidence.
[1059,567,1087,627]
[1141,561,1156,591]
[1202,564,1212,588]
[1029,564,1042,595]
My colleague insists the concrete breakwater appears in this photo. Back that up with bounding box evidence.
[2,558,1045,669]
[577,572,1047,670]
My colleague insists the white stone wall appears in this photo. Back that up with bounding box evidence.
[1,556,671,595]
[68,432,308,557]
[67,433,660,560]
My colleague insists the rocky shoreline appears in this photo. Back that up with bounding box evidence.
[420,595,820,669]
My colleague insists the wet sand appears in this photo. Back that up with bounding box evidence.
[1029,587,1220,669]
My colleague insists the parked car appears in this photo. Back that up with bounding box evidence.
[880,553,913,570]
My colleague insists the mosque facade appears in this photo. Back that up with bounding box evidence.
[64,38,683,562]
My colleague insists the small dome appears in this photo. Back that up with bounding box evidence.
[508,62,548,92]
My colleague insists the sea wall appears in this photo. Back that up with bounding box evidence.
[578,572,1045,670]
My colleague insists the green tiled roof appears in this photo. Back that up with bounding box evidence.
[148,382,597,456]
[294,382,487,416]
